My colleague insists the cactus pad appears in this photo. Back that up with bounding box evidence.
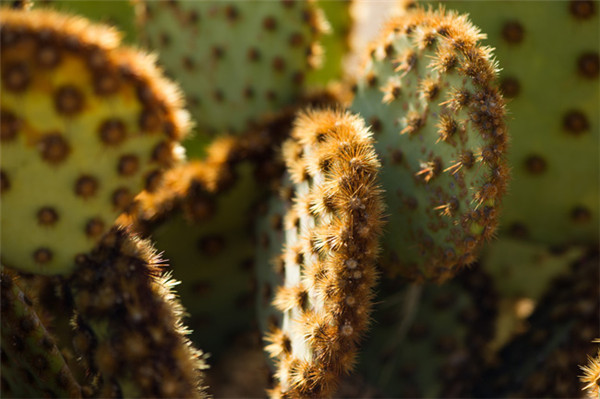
[351,6,509,281]
[1,267,81,398]
[431,0,599,246]
[264,109,384,397]
[0,8,189,275]
[139,0,326,150]
[68,227,207,398]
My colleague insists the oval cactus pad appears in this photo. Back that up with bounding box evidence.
[0,8,190,275]
[351,6,509,282]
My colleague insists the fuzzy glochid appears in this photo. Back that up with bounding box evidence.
[265,109,384,398]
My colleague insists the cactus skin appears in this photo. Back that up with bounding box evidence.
[431,0,599,246]
[0,8,189,275]
[479,238,586,350]
[350,6,509,282]
[138,0,326,153]
[353,267,497,398]
[35,0,138,43]
[150,161,258,360]
[581,339,600,399]
[263,109,384,398]
[0,267,82,398]
[68,227,207,398]
[474,250,599,398]
[307,0,354,85]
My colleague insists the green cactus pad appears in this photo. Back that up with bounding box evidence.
[480,237,587,350]
[138,0,326,152]
[151,161,259,360]
[68,227,207,398]
[0,8,190,275]
[355,267,498,397]
[1,267,82,398]
[307,0,354,85]
[350,6,509,281]
[473,250,599,398]
[36,0,138,43]
[263,109,385,398]
[430,1,599,246]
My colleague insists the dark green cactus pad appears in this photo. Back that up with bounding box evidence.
[151,162,259,360]
[1,267,82,398]
[354,267,498,398]
[68,227,207,398]
[473,249,599,398]
[350,6,509,282]
[0,8,189,275]
[433,0,599,246]
[480,237,587,350]
[138,0,327,156]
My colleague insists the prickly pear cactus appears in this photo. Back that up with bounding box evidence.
[263,109,384,397]
[151,161,259,360]
[351,7,509,281]
[0,8,189,275]
[431,0,599,246]
[0,267,81,398]
[473,250,599,398]
[68,227,207,398]
[354,267,498,398]
[35,0,138,43]
[138,0,327,153]
[307,0,354,85]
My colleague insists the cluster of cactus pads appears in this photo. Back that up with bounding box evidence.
[0,1,598,398]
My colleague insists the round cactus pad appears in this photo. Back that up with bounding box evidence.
[0,9,189,275]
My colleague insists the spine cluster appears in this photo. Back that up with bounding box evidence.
[265,109,384,397]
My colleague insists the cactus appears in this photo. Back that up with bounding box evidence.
[138,0,327,156]
[68,227,207,398]
[0,7,189,275]
[429,0,599,246]
[354,266,498,397]
[0,267,81,398]
[263,109,384,397]
[1,2,598,398]
[307,0,354,85]
[473,249,599,398]
[350,6,509,281]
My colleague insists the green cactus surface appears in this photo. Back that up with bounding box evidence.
[1,2,598,398]
[432,0,599,246]
[138,0,327,156]
[473,249,599,398]
[307,0,353,85]
[351,6,509,282]
[0,7,189,275]
[355,267,497,397]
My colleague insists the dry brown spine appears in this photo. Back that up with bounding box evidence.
[265,109,384,398]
